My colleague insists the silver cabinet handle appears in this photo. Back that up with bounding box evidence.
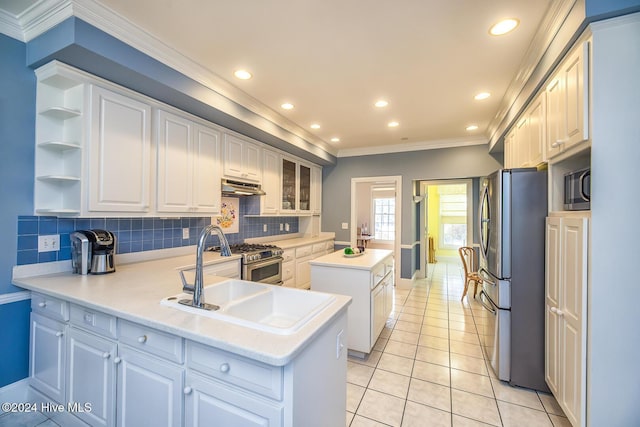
[102,352,111,359]
[183,386,193,395]
[137,335,147,344]
[113,357,122,365]
[551,140,566,148]
[38,302,46,308]
[219,363,230,373]
[55,331,63,337]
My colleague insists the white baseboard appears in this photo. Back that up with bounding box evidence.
[0,380,88,426]
[0,378,30,412]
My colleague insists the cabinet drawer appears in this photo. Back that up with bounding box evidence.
[282,260,295,281]
[70,304,117,339]
[295,245,312,258]
[312,243,326,254]
[372,264,386,289]
[31,293,69,321]
[282,249,295,263]
[118,320,184,363]
[186,340,283,400]
[325,240,335,251]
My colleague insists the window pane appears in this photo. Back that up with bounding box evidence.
[373,198,395,241]
[443,223,467,247]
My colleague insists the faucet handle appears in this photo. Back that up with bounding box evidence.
[179,270,195,293]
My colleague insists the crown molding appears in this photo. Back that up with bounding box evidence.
[487,0,580,147]
[337,137,487,158]
[0,8,23,41]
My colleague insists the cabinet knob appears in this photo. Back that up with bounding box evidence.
[113,357,122,365]
[556,309,564,317]
[102,352,111,359]
[38,302,46,308]
[550,307,557,314]
[183,386,193,395]
[137,335,147,344]
[55,331,63,337]
[551,140,565,148]
[219,363,230,373]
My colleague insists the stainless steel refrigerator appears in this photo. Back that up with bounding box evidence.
[477,168,549,392]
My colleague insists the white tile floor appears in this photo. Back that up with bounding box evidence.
[346,261,571,427]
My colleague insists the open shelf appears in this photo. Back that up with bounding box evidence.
[39,106,81,120]
[38,141,81,151]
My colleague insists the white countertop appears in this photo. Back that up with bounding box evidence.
[310,248,393,270]
[12,251,351,366]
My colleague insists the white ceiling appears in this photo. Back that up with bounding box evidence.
[1,0,554,157]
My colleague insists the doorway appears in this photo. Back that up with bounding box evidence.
[418,179,473,279]
[351,176,402,285]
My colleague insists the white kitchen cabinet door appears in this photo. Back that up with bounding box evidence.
[157,111,221,215]
[558,216,588,427]
[88,85,151,213]
[311,165,322,214]
[295,256,313,290]
[298,163,311,214]
[116,345,183,427]
[545,217,562,396]
[184,371,282,427]
[30,313,67,403]
[156,110,192,212]
[261,148,280,214]
[67,327,117,427]
[545,215,588,427]
[528,93,546,166]
[223,133,261,183]
[371,283,386,342]
[191,125,221,213]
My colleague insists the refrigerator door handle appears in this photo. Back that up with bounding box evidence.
[479,267,496,285]
[478,290,497,315]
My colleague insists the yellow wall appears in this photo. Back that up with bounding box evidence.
[427,185,460,260]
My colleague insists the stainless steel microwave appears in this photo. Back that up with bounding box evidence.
[564,167,590,210]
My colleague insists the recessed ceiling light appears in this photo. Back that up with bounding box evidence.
[310,123,321,129]
[489,18,520,36]
[281,103,294,110]
[388,121,399,128]
[234,69,252,80]
[375,100,389,108]
[474,92,491,100]
[331,137,340,143]
[466,125,479,131]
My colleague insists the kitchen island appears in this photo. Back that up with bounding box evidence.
[12,253,351,427]
[310,249,394,356]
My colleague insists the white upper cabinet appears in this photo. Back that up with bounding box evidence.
[311,165,322,214]
[260,148,280,215]
[223,133,261,183]
[503,92,546,168]
[546,40,590,160]
[88,85,152,213]
[156,110,221,215]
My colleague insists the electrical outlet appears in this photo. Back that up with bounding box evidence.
[279,223,283,231]
[182,228,189,239]
[263,224,268,232]
[38,234,60,252]
[285,223,290,232]
[341,222,349,230]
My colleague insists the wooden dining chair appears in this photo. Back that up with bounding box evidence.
[459,246,482,301]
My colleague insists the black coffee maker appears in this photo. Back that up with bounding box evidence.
[70,229,116,275]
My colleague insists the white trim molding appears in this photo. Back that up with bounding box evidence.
[0,291,31,305]
[338,137,487,158]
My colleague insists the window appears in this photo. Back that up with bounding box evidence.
[373,197,395,241]
[440,192,467,249]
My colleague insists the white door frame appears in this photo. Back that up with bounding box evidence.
[351,176,402,285]
[419,179,473,278]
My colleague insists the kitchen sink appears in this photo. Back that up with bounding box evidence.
[161,279,335,335]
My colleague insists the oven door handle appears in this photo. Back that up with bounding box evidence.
[246,256,283,270]
[478,290,497,315]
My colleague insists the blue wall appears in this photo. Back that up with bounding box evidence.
[0,34,36,386]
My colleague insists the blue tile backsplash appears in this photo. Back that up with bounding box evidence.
[16,197,299,265]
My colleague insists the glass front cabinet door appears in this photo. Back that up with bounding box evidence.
[281,158,297,212]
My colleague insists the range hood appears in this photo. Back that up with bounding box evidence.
[221,179,266,196]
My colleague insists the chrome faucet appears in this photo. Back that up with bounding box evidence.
[179,224,232,310]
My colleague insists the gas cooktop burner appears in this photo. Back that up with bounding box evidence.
[207,243,284,263]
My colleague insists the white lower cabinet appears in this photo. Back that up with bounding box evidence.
[30,312,67,403]
[116,345,183,427]
[67,327,116,427]
[545,214,589,427]
[184,371,282,427]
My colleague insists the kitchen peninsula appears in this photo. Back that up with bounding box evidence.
[310,249,394,356]
[12,253,350,427]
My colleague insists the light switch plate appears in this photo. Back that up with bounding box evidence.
[341,222,349,230]
[182,228,189,239]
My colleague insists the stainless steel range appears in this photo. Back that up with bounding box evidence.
[208,243,284,285]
